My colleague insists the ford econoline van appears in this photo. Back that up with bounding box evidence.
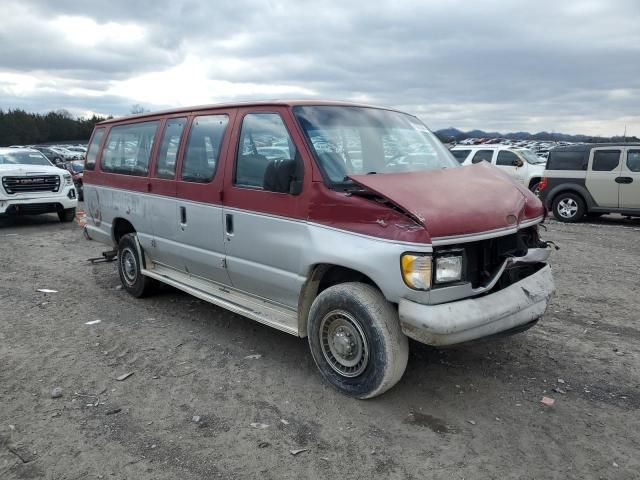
[83,101,555,398]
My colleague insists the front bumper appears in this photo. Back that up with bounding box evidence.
[0,186,78,214]
[399,264,554,346]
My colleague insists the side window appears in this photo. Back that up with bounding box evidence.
[156,118,186,180]
[592,150,621,172]
[471,149,493,164]
[626,150,640,172]
[101,121,159,176]
[235,113,298,193]
[496,150,519,166]
[547,151,587,170]
[181,115,229,183]
[451,149,470,162]
[85,127,104,171]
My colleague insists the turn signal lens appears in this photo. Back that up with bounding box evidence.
[538,177,548,191]
[401,254,432,290]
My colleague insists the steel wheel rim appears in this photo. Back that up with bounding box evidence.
[557,198,578,218]
[120,247,138,285]
[319,309,369,378]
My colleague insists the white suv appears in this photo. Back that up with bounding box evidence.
[0,148,78,222]
[451,145,547,193]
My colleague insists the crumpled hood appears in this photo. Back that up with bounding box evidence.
[348,162,544,239]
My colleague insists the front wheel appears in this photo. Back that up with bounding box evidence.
[58,207,76,223]
[117,233,157,297]
[552,192,585,223]
[307,282,408,399]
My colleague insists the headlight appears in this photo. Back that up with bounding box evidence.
[401,253,432,290]
[63,174,72,186]
[435,255,463,284]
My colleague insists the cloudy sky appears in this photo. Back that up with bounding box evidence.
[1,0,638,135]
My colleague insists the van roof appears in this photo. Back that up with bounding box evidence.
[97,99,405,125]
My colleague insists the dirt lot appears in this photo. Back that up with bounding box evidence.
[1,208,639,480]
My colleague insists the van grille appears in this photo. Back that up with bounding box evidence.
[2,175,60,194]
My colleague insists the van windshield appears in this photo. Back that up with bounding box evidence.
[293,106,458,187]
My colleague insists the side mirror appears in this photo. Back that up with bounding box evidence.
[289,179,303,195]
[513,158,524,167]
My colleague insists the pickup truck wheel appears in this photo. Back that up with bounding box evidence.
[552,193,585,223]
[117,233,157,298]
[58,207,76,223]
[307,282,408,399]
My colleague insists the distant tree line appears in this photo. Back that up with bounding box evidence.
[0,109,111,147]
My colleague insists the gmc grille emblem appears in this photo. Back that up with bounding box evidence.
[18,178,43,184]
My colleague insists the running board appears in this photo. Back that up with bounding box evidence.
[141,263,299,336]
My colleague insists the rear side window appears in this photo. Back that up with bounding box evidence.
[181,115,229,183]
[101,121,159,176]
[85,128,104,171]
[547,151,587,170]
[235,113,297,190]
[156,118,186,180]
[592,150,621,171]
[471,150,493,163]
[451,149,470,162]
[627,150,640,172]
[496,150,519,166]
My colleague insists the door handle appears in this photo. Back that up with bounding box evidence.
[179,206,187,225]
[615,177,633,184]
[225,213,234,236]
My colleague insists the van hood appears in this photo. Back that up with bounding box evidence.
[0,164,64,176]
[348,162,544,239]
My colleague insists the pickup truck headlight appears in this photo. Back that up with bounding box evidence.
[401,253,432,290]
[63,174,72,186]
[435,255,463,284]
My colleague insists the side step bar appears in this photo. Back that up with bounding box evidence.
[141,263,299,337]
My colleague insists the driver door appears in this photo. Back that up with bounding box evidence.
[221,108,309,308]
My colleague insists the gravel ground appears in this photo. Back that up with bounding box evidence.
[1,207,639,479]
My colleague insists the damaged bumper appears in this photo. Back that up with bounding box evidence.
[399,264,554,346]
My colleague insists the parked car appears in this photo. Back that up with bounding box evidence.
[538,143,640,222]
[31,146,66,167]
[50,146,82,161]
[451,145,547,194]
[83,101,555,398]
[66,160,84,201]
[0,148,78,221]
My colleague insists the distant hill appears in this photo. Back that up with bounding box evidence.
[435,127,639,143]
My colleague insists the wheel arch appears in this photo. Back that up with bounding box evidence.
[546,183,596,211]
[112,217,137,245]
[297,263,382,338]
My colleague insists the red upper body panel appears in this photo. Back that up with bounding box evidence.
[84,101,545,245]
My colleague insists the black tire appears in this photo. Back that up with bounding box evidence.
[552,192,585,223]
[117,233,157,298]
[307,282,408,399]
[58,207,76,223]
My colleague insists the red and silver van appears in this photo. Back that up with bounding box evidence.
[83,100,555,398]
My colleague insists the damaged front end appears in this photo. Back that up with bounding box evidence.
[398,225,556,346]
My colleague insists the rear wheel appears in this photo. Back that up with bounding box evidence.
[58,207,76,223]
[117,233,157,297]
[307,282,408,399]
[552,192,585,223]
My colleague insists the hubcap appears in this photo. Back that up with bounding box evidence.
[120,247,138,285]
[557,198,578,218]
[319,310,369,378]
